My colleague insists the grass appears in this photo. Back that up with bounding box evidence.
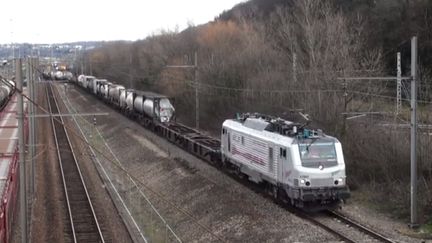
[399,221,432,240]
[352,184,432,239]
[420,220,432,235]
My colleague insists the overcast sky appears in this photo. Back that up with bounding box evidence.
[0,0,245,44]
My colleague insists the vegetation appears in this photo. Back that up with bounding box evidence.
[80,0,432,223]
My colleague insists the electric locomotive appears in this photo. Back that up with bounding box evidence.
[221,113,350,209]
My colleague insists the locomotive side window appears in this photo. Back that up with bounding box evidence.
[280,148,287,159]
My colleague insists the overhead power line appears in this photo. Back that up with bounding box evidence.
[0,74,228,243]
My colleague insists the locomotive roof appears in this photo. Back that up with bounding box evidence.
[233,113,302,135]
[223,118,338,146]
[224,113,337,143]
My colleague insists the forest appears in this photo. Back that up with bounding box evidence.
[79,0,432,221]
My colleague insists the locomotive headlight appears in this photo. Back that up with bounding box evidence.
[334,178,344,186]
[299,179,311,187]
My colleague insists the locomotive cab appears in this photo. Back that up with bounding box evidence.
[287,136,350,206]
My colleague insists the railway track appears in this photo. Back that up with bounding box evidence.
[46,82,105,243]
[73,82,399,243]
[157,118,399,242]
[160,122,398,242]
[326,210,397,243]
[292,208,398,243]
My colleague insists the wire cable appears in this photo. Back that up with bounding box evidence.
[1,74,227,242]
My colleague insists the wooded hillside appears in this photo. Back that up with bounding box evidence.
[80,0,432,221]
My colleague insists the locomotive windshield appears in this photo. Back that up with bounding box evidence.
[159,98,173,108]
[298,139,337,168]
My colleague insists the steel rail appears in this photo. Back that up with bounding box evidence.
[46,82,77,242]
[71,81,398,243]
[46,82,105,243]
[327,210,397,243]
[287,208,356,243]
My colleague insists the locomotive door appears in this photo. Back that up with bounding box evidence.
[227,132,231,152]
[278,147,289,183]
[221,127,230,154]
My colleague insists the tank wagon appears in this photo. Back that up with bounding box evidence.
[0,77,20,243]
[108,84,125,104]
[49,71,74,81]
[221,113,350,208]
[0,80,14,108]
[74,75,175,123]
[77,75,96,89]
[129,91,175,123]
[94,79,108,97]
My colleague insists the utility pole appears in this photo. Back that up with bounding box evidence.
[129,54,133,89]
[26,58,32,198]
[28,58,36,197]
[90,58,93,76]
[51,45,54,65]
[342,78,348,135]
[166,52,199,129]
[396,52,402,115]
[293,52,297,83]
[194,52,199,130]
[81,52,84,75]
[336,37,419,228]
[12,45,15,72]
[16,58,28,243]
[409,36,418,228]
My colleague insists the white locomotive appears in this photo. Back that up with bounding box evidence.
[221,113,350,208]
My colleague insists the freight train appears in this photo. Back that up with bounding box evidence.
[42,70,73,81]
[0,79,14,109]
[76,75,175,123]
[72,75,350,210]
[0,76,19,243]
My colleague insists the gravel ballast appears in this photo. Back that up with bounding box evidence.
[58,83,338,242]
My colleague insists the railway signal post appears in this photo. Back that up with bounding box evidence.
[396,52,401,115]
[409,36,418,228]
[166,51,200,129]
[194,52,199,130]
[28,57,36,199]
[337,36,419,228]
